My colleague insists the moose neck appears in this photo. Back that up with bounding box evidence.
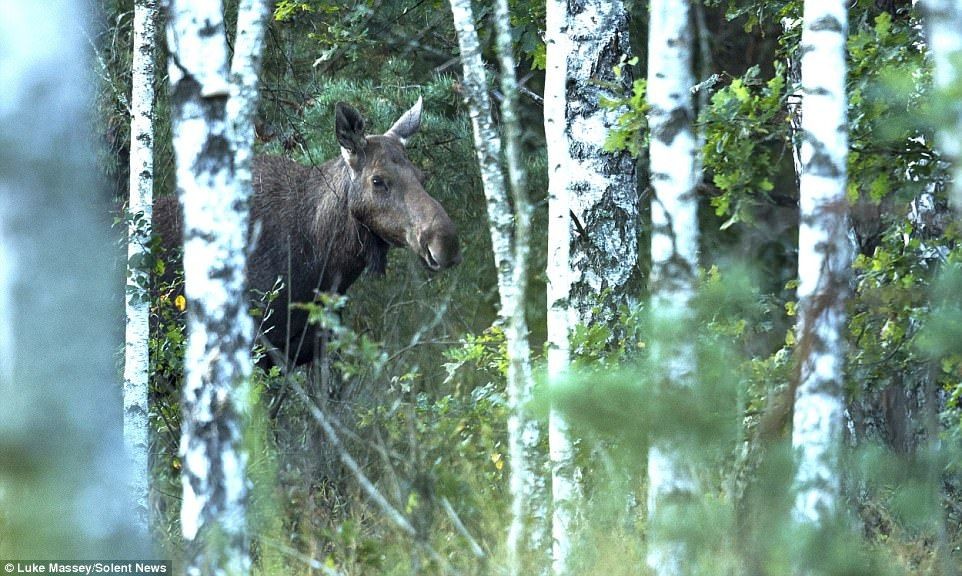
[298,157,388,294]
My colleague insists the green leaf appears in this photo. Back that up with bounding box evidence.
[730,79,750,103]
[869,172,890,202]
[874,12,892,42]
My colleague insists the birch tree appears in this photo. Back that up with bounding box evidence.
[918,0,962,211]
[448,0,546,572]
[791,0,850,530]
[646,1,700,574]
[548,0,639,328]
[545,1,638,573]
[124,0,158,533]
[228,0,273,203]
[0,0,140,556]
[544,3,577,572]
[165,0,270,573]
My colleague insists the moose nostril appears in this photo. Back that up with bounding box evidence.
[425,248,441,270]
[420,229,460,270]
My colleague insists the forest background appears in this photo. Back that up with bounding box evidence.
[3,0,962,574]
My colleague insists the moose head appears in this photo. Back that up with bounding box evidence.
[335,98,462,272]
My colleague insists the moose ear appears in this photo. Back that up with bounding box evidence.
[335,102,366,154]
[385,96,422,145]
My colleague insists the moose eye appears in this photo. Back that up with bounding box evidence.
[371,175,387,190]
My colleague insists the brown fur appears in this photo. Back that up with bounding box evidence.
[154,102,460,365]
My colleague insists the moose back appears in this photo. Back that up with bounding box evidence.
[154,99,461,365]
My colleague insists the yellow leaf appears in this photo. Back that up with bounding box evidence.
[491,453,503,470]
[174,295,186,312]
[785,329,796,347]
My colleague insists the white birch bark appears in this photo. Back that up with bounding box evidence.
[544,1,577,573]
[545,2,638,572]
[227,0,272,209]
[918,0,962,211]
[792,0,850,527]
[166,1,259,573]
[646,1,699,574]
[0,0,141,555]
[448,0,547,573]
[555,0,640,327]
[124,0,158,534]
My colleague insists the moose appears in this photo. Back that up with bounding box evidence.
[154,98,461,365]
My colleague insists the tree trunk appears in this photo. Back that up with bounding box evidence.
[228,0,273,203]
[448,0,547,573]
[556,0,640,328]
[165,1,267,573]
[791,0,850,530]
[646,1,699,574]
[918,0,962,211]
[0,0,141,557]
[545,1,638,573]
[544,1,578,573]
[124,0,158,534]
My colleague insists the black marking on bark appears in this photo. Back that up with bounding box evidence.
[570,210,589,242]
[654,107,693,145]
[230,197,250,215]
[569,0,588,18]
[649,195,698,295]
[199,18,220,38]
[809,15,843,33]
[194,133,232,176]
[209,265,236,281]
[650,253,698,295]
[185,229,217,243]
[170,74,200,116]
[804,147,843,178]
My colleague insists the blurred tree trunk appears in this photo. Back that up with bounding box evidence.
[124,0,158,534]
[0,0,142,557]
[918,0,962,211]
[228,0,273,209]
[791,0,850,533]
[166,0,270,573]
[448,0,547,573]
[544,0,638,573]
[645,1,700,574]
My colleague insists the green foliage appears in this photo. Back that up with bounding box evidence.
[847,11,932,207]
[84,0,962,572]
[273,0,315,22]
[919,258,962,426]
[551,266,956,574]
[602,75,648,158]
[296,294,388,380]
[700,64,786,228]
[444,326,509,387]
[506,0,548,69]
[117,208,155,306]
[703,0,797,34]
